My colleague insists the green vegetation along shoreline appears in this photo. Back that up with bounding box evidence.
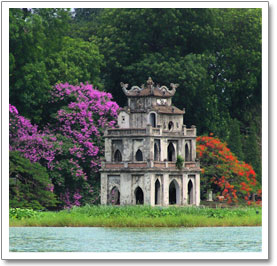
[9,205,262,228]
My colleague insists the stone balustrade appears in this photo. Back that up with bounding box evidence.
[103,160,200,170]
[105,125,196,137]
[106,128,147,136]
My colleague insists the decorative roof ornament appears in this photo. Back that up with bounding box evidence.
[121,77,177,97]
[147,77,154,94]
[120,82,129,91]
[170,83,179,90]
[147,77,154,87]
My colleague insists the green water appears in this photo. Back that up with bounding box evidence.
[9,226,262,252]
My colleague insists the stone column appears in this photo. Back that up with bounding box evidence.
[191,138,197,161]
[161,138,168,161]
[163,173,169,206]
[149,137,154,161]
[105,138,112,162]
[143,173,153,206]
[144,133,151,162]
[120,173,132,205]
[182,173,188,205]
[149,173,155,206]
[195,172,201,206]
[100,173,108,205]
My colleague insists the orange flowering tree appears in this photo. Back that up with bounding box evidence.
[197,135,261,205]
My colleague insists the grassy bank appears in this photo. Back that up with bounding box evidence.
[9,205,262,227]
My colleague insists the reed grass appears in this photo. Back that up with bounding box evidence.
[9,205,262,227]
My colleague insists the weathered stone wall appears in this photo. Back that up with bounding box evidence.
[101,170,201,206]
[105,135,197,163]
[118,111,130,128]
[101,79,200,207]
[158,114,183,131]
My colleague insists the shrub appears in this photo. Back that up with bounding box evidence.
[9,151,58,210]
[197,135,261,205]
[176,155,184,169]
[9,208,43,220]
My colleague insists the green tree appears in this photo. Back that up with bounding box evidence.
[9,8,103,126]
[45,37,103,87]
[70,8,103,41]
[92,8,261,182]
[9,8,48,123]
[243,122,262,184]
[227,119,244,161]
[9,151,58,210]
[91,7,261,142]
[214,9,262,125]
[93,8,220,107]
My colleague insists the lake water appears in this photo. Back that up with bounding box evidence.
[9,226,262,252]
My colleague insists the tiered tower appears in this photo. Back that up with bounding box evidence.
[100,77,200,206]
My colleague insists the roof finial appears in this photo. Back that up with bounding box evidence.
[147,77,154,94]
[147,77,154,86]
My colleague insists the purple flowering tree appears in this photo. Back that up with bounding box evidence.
[9,83,119,208]
[9,104,59,169]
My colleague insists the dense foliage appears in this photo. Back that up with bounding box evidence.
[9,8,103,125]
[9,151,57,210]
[9,8,262,209]
[9,8,262,185]
[9,84,119,209]
[93,8,261,184]
[197,135,262,205]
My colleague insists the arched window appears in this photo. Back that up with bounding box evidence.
[185,143,191,161]
[109,186,120,205]
[150,113,156,127]
[167,142,176,161]
[169,179,180,205]
[114,149,122,162]
[168,121,174,131]
[188,180,194,205]
[135,149,143,161]
[155,179,161,205]
[154,143,160,161]
[135,186,144,205]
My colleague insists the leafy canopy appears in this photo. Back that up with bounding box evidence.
[197,135,261,205]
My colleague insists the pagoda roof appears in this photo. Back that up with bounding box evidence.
[120,77,179,98]
[153,105,185,115]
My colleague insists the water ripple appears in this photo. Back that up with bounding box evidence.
[9,226,262,252]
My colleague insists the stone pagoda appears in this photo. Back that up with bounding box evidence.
[100,77,201,206]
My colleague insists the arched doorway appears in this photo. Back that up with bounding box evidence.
[169,179,180,205]
[114,149,122,162]
[185,143,191,161]
[135,186,144,205]
[155,179,161,205]
[150,113,156,127]
[167,142,176,161]
[135,149,143,161]
[109,186,120,205]
[188,180,194,205]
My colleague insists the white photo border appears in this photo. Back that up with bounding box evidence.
[1,0,269,260]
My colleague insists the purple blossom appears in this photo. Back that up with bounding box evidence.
[9,82,119,208]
